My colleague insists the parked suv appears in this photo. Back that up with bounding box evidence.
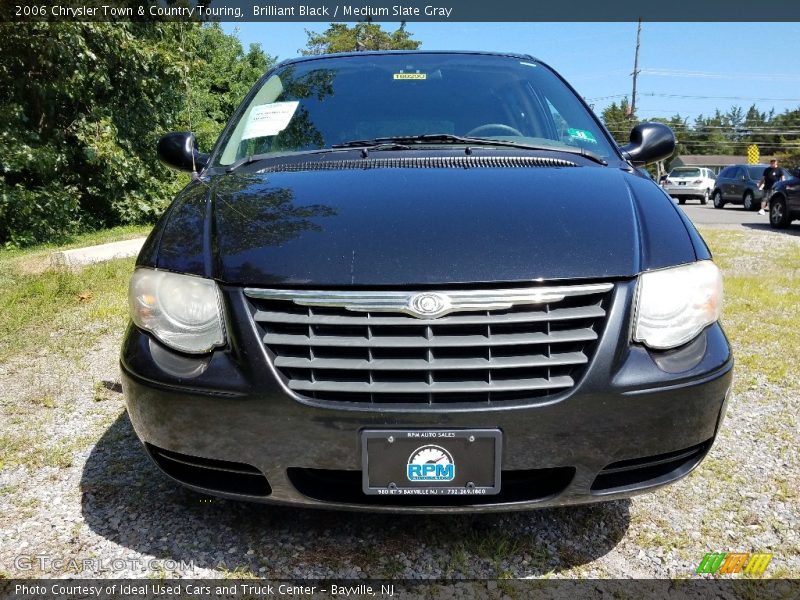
[712,164,791,211]
[769,171,800,228]
[663,167,716,204]
[122,51,732,512]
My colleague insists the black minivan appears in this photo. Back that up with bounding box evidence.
[122,51,732,511]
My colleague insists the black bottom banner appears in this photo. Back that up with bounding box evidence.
[1,579,799,600]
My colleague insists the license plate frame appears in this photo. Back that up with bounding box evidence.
[361,429,501,496]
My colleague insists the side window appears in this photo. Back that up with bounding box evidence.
[718,167,731,178]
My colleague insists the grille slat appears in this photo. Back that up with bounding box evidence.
[254,304,605,326]
[247,284,612,405]
[274,351,588,371]
[288,375,574,394]
[263,328,598,348]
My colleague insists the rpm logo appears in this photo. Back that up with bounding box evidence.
[407,445,455,481]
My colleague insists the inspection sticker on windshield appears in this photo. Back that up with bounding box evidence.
[241,101,299,140]
[393,72,426,80]
[567,128,597,144]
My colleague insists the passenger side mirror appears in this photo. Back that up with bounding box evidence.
[621,122,676,166]
[157,132,210,173]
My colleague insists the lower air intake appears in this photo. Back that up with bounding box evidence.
[591,440,711,493]
[147,444,271,497]
[287,467,575,506]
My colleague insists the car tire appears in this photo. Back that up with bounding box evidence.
[743,191,757,211]
[701,190,709,205]
[713,191,725,209]
[678,198,686,205]
[769,196,791,229]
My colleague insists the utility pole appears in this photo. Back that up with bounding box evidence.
[630,18,642,118]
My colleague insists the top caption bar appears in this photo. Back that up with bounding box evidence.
[4,0,800,22]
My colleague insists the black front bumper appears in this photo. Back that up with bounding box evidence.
[120,280,733,512]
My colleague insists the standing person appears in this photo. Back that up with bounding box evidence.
[758,159,785,215]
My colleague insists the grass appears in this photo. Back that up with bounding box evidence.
[0,226,148,364]
[0,225,152,259]
[0,256,134,364]
[0,231,137,485]
[0,430,97,471]
[698,227,800,392]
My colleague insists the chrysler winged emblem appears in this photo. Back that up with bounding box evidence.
[407,292,450,318]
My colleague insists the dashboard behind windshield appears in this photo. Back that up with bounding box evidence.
[215,53,617,166]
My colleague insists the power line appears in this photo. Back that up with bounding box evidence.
[640,68,800,82]
[641,92,800,103]
[585,94,629,102]
[605,126,800,133]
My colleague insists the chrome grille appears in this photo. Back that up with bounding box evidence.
[245,284,613,405]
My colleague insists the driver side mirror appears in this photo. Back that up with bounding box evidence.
[621,122,675,166]
[157,132,210,173]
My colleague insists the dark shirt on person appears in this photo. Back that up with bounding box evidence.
[762,167,782,190]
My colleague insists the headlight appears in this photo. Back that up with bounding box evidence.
[129,268,226,354]
[633,261,722,350]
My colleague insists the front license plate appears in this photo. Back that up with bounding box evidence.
[361,429,501,496]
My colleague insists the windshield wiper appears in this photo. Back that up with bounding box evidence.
[224,143,413,172]
[328,140,411,151]
[226,134,607,172]
[332,134,608,165]
[226,153,273,173]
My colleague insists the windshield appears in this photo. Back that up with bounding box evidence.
[670,168,701,178]
[214,53,617,165]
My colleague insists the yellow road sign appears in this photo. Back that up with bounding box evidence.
[747,144,760,164]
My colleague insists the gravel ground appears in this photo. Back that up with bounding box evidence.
[1,226,798,581]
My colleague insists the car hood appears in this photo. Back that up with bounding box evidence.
[148,164,698,287]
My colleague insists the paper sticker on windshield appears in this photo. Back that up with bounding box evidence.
[241,101,299,140]
[567,128,598,144]
[393,73,426,80]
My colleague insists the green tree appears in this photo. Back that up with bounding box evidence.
[0,22,273,247]
[300,22,420,55]
[690,111,735,156]
[774,108,800,168]
[652,114,690,169]
[601,98,638,145]
[177,24,275,152]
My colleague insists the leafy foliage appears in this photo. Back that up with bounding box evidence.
[600,96,800,169]
[300,22,420,55]
[0,22,274,247]
[601,99,637,145]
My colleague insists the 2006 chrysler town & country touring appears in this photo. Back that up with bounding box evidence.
[122,51,732,511]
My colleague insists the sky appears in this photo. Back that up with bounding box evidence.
[222,21,800,128]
